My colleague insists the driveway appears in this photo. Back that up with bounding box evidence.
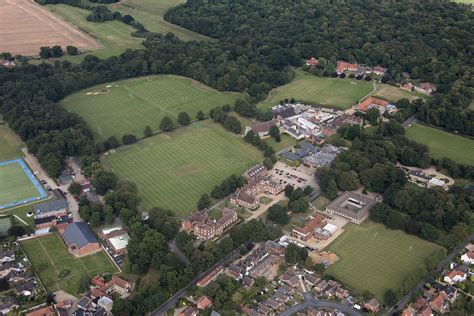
[22,148,82,222]
[279,292,362,316]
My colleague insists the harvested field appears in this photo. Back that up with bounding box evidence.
[0,0,99,56]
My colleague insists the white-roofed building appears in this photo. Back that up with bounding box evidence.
[99,226,131,254]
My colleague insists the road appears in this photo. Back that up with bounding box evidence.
[279,292,362,316]
[387,234,474,315]
[150,248,241,315]
[402,114,417,128]
[22,148,82,222]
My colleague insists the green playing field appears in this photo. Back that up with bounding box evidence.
[0,162,39,207]
[61,75,241,142]
[104,121,263,216]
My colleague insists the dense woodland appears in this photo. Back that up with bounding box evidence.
[166,0,474,135]
[0,0,473,314]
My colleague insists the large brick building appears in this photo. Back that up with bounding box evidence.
[182,208,238,240]
[33,189,70,229]
[61,223,101,257]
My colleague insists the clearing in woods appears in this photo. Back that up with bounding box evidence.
[108,0,213,41]
[61,75,241,142]
[405,123,474,165]
[0,0,99,56]
[21,233,118,296]
[103,121,263,216]
[325,221,445,301]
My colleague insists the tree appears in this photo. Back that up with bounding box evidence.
[177,112,191,126]
[8,225,25,237]
[420,223,440,242]
[285,244,308,264]
[197,194,211,210]
[366,108,380,126]
[196,111,205,120]
[0,279,9,291]
[263,157,273,170]
[267,205,289,224]
[143,125,153,137]
[106,136,120,149]
[269,125,280,140]
[122,134,137,145]
[303,185,313,196]
[68,182,82,196]
[223,116,241,134]
[288,197,309,213]
[325,179,338,200]
[92,171,118,195]
[66,46,79,55]
[285,184,294,198]
[160,116,174,131]
[384,289,397,305]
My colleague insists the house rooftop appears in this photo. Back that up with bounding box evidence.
[63,222,98,248]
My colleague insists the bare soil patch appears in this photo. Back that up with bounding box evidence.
[0,0,100,56]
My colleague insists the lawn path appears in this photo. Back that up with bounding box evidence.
[37,237,60,290]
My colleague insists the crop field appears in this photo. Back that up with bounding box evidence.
[258,70,374,110]
[326,221,445,300]
[373,83,427,103]
[104,121,263,216]
[0,0,99,56]
[21,234,117,296]
[406,124,474,165]
[61,75,240,142]
[44,4,143,61]
[0,159,46,209]
[0,123,24,161]
[109,0,212,41]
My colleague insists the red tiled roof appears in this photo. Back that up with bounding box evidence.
[306,57,319,66]
[197,295,213,309]
[446,270,466,280]
[293,214,326,236]
[357,97,389,112]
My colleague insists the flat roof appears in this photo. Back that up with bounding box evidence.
[326,192,377,220]
[108,233,130,251]
[101,226,123,235]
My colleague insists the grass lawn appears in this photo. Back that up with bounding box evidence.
[325,221,445,300]
[257,70,374,110]
[208,208,223,220]
[104,121,263,216]
[0,161,41,207]
[109,0,212,41]
[0,199,50,227]
[61,75,241,142]
[44,4,144,62]
[406,124,474,165]
[21,233,117,296]
[373,83,427,103]
[265,134,297,152]
[0,123,24,161]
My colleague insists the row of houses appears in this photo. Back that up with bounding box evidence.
[400,82,436,96]
[305,58,386,77]
[230,164,284,210]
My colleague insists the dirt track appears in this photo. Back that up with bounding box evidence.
[0,0,100,56]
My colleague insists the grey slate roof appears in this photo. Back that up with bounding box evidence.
[34,199,68,216]
[63,223,98,248]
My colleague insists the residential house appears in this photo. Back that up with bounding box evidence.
[180,306,198,316]
[336,61,359,74]
[197,296,213,310]
[14,280,36,296]
[357,97,391,114]
[0,250,15,264]
[242,275,255,289]
[26,306,56,316]
[415,83,435,95]
[62,223,101,257]
[461,251,474,265]
[0,60,15,69]
[400,82,414,91]
[364,298,381,313]
[401,307,417,316]
[306,57,319,66]
[0,297,18,315]
[33,191,69,229]
[440,286,458,304]
[443,270,467,284]
[429,294,449,314]
[335,288,349,300]
[315,280,328,293]
[417,306,433,316]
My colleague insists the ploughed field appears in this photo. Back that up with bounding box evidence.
[325,221,445,301]
[21,233,117,296]
[104,121,263,216]
[0,0,99,56]
[406,123,474,165]
[61,75,240,142]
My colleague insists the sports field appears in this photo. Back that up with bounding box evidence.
[61,75,241,142]
[21,233,118,296]
[104,121,263,216]
[258,70,374,110]
[109,0,212,41]
[0,159,46,209]
[406,124,474,165]
[326,221,445,300]
[0,122,24,161]
[44,4,143,61]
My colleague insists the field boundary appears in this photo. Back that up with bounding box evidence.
[0,158,47,210]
